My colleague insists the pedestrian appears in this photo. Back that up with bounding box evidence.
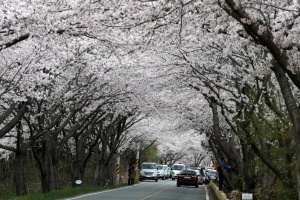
[218,157,230,190]
[129,165,136,186]
[200,167,204,176]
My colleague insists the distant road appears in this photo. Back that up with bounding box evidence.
[66,179,212,200]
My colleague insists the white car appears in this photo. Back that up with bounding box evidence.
[171,163,186,180]
[157,164,168,180]
[205,166,215,171]
[140,162,158,182]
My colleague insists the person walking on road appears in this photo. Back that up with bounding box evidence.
[129,166,136,186]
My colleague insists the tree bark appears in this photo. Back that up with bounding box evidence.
[14,151,27,196]
[14,114,28,196]
[94,143,101,186]
[40,139,59,193]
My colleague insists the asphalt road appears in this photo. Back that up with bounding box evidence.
[65,179,217,200]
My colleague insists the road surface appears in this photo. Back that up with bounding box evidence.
[65,179,217,200]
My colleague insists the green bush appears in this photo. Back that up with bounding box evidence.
[233,175,244,191]
[0,182,16,200]
[270,183,298,200]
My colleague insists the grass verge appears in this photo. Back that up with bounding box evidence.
[8,183,129,200]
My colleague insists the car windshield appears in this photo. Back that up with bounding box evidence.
[157,165,163,169]
[180,170,196,175]
[173,165,185,170]
[141,164,157,169]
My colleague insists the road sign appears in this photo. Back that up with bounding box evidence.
[242,193,253,200]
[116,164,120,174]
[135,159,139,166]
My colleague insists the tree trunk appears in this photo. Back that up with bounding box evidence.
[101,163,114,186]
[242,146,256,192]
[41,140,59,193]
[72,160,85,187]
[94,144,101,186]
[14,114,27,196]
[14,151,27,196]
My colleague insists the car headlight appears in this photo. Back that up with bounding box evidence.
[153,171,157,175]
[140,170,145,175]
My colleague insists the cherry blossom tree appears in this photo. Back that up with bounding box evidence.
[2,0,300,198]
[0,0,151,194]
[113,0,300,197]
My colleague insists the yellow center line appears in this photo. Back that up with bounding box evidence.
[140,182,176,200]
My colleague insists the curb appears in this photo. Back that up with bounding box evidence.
[208,182,229,200]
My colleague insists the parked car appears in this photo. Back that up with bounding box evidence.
[172,163,186,180]
[177,170,199,188]
[166,166,171,179]
[206,169,219,182]
[205,166,215,171]
[139,162,158,182]
[157,164,168,180]
[190,168,204,185]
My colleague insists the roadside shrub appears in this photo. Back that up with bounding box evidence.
[232,175,243,191]
[270,182,298,200]
[0,182,16,199]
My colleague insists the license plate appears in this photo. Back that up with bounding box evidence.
[184,176,190,179]
[210,176,215,179]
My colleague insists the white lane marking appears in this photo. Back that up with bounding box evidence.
[205,185,210,200]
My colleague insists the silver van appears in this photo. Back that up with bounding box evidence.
[139,162,158,182]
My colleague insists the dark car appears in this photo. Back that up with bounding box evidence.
[190,168,204,185]
[177,170,199,188]
[206,169,219,182]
